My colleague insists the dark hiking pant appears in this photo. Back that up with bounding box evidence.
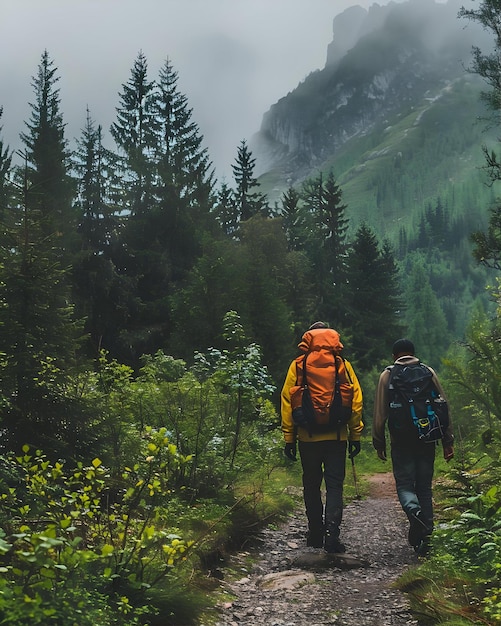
[391,440,436,532]
[298,439,347,536]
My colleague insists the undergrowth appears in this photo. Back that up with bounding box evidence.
[395,440,501,626]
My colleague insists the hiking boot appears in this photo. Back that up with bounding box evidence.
[324,525,345,554]
[408,510,428,548]
[415,536,431,557]
[306,528,324,548]
[324,536,346,554]
[324,510,344,553]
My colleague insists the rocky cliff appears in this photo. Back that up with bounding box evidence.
[250,0,487,198]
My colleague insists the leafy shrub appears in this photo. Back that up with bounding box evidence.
[0,430,194,624]
[403,449,501,624]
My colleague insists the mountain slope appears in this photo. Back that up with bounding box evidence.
[251,0,496,240]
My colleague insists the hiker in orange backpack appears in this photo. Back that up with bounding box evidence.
[281,322,363,553]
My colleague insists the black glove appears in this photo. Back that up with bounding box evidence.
[284,442,297,461]
[348,440,361,459]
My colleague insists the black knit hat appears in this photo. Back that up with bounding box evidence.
[392,338,415,357]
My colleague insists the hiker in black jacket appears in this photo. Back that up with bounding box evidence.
[372,339,454,556]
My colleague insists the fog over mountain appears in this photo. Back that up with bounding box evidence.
[250,0,490,193]
[0,0,445,180]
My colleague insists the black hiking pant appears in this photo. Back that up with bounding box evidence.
[391,440,436,532]
[298,439,347,535]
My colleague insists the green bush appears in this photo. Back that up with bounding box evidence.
[400,448,501,624]
[0,432,194,625]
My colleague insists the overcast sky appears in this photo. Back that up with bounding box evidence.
[2,0,421,180]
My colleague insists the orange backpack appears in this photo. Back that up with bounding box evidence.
[290,349,354,435]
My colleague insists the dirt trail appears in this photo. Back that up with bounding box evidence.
[202,472,421,626]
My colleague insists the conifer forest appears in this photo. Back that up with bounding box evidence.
[0,1,500,624]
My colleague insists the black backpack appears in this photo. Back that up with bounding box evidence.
[387,362,449,443]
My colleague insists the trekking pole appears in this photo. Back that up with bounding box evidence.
[351,455,361,500]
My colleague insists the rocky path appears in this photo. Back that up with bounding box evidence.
[202,472,422,626]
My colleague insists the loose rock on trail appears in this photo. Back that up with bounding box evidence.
[203,472,422,626]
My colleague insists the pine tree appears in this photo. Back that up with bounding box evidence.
[72,109,127,357]
[431,197,447,245]
[110,51,157,217]
[106,52,163,363]
[19,50,76,256]
[322,171,350,282]
[398,225,408,259]
[73,109,118,252]
[150,57,216,273]
[213,180,238,236]
[232,140,268,222]
[154,58,214,217]
[281,185,302,251]
[108,55,218,364]
[416,213,428,250]
[346,224,404,371]
[300,170,350,321]
[0,155,85,454]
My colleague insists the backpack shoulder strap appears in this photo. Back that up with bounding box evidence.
[337,355,353,384]
[295,353,309,387]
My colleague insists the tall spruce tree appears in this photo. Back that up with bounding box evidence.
[322,171,350,282]
[72,110,128,357]
[108,55,218,364]
[110,51,157,218]
[301,170,350,322]
[213,180,238,236]
[346,224,404,371]
[19,51,76,258]
[151,58,216,272]
[0,51,94,455]
[107,52,162,363]
[73,109,118,252]
[281,185,302,251]
[0,154,85,455]
[279,184,317,335]
[154,58,214,219]
[232,140,268,223]
[300,173,328,318]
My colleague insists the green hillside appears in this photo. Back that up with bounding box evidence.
[338,77,496,239]
[261,76,496,243]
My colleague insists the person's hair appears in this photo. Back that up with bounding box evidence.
[392,338,415,357]
[308,321,329,330]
